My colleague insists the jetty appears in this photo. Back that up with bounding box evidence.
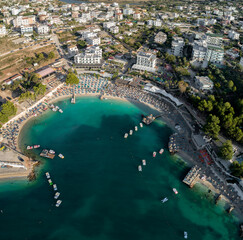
[183,165,201,188]
[142,114,155,125]
[168,133,179,154]
[71,93,75,104]
[215,194,222,205]
[40,149,55,159]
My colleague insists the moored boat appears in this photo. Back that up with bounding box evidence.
[159,148,164,154]
[142,159,146,166]
[124,133,128,138]
[59,109,63,113]
[27,146,33,150]
[53,184,57,191]
[161,197,168,203]
[55,200,62,207]
[58,153,64,159]
[49,149,55,154]
[45,172,50,179]
[48,179,53,185]
[173,188,178,194]
[34,145,40,149]
[129,130,133,135]
[52,107,57,112]
[153,151,156,157]
[138,165,142,172]
[184,231,188,239]
[140,122,143,128]
[54,192,60,199]
[135,126,138,131]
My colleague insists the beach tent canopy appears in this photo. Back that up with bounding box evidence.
[143,83,183,107]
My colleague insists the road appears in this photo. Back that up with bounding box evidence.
[51,32,71,71]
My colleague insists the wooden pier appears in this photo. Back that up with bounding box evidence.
[71,93,75,104]
[142,114,162,125]
[183,165,201,188]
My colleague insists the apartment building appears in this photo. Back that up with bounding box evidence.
[171,37,185,57]
[154,32,167,44]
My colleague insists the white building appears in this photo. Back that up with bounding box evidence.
[20,25,33,35]
[133,12,141,20]
[13,15,36,27]
[171,37,185,57]
[74,46,102,65]
[11,8,21,16]
[153,19,162,27]
[194,76,214,91]
[123,8,133,15]
[132,51,157,73]
[115,13,123,21]
[103,21,116,29]
[0,25,7,36]
[36,25,49,35]
[86,36,101,46]
[197,18,208,26]
[192,40,207,62]
[154,32,167,44]
[82,31,97,39]
[228,30,240,40]
[110,26,119,34]
[67,45,79,55]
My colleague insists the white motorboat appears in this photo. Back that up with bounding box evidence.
[59,109,63,113]
[142,159,146,166]
[53,184,57,191]
[153,152,156,157]
[135,126,138,131]
[54,192,60,199]
[159,148,164,154]
[161,197,168,203]
[45,172,50,179]
[138,165,142,172]
[184,231,188,239]
[140,123,143,128]
[124,133,128,138]
[49,149,55,154]
[58,153,64,159]
[173,188,178,194]
[129,130,133,135]
[55,200,62,207]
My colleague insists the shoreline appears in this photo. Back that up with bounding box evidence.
[1,75,242,219]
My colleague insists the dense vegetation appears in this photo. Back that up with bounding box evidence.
[0,101,17,126]
[65,71,79,85]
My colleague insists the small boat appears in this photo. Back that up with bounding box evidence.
[55,200,62,207]
[124,133,128,139]
[161,197,168,203]
[53,184,57,191]
[173,188,178,194]
[138,165,142,172]
[56,106,59,110]
[184,231,188,239]
[159,148,164,154]
[52,107,57,112]
[135,126,138,131]
[45,172,50,179]
[58,153,64,159]
[48,179,53,185]
[59,109,63,113]
[34,145,40,149]
[142,159,146,166]
[49,149,55,154]
[140,123,143,128]
[54,192,60,199]
[27,146,33,150]
[153,152,156,157]
[129,130,133,135]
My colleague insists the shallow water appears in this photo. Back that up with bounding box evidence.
[0,97,240,240]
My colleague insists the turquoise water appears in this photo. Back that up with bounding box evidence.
[0,97,240,240]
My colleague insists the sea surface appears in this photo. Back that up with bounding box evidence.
[0,97,240,240]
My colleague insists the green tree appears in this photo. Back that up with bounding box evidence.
[77,40,87,49]
[230,161,243,178]
[178,80,188,94]
[33,83,46,96]
[204,114,221,138]
[65,72,79,85]
[219,140,233,160]
[1,101,17,117]
[48,51,55,59]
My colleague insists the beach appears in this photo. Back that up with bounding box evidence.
[0,74,243,217]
